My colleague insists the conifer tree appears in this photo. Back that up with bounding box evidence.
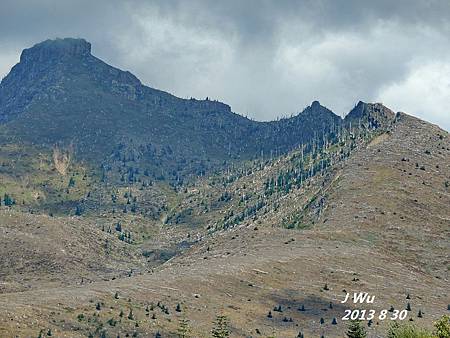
[346,320,367,338]
[177,318,191,338]
[211,315,230,338]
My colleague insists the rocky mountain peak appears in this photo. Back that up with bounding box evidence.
[19,38,91,63]
[299,100,339,120]
[345,101,395,129]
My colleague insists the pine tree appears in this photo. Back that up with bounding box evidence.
[177,318,191,338]
[75,204,83,216]
[211,315,230,338]
[3,194,14,206]
[346,320,367,338]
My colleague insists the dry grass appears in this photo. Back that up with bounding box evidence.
[0,113,449,337]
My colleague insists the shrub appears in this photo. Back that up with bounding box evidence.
[387,322,433,338]
[434,315,450,338]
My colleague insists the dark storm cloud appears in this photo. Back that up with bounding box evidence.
[0,0,449,129]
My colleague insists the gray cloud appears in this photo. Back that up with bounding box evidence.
[0,0,449,130]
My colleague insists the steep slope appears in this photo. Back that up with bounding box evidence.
[0,111,448,337]
[308,112,450,278]
[0,38,341,182]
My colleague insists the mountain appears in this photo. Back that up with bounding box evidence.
[0,100,448,337]
[0,38,341,182]
[0,37,448,337]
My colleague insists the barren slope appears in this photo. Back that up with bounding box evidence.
[0,113,448,337]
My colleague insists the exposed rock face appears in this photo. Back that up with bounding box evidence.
[20,38,92,63]
[345,100,396,129]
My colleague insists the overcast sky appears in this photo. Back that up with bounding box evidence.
[0,0,449,129]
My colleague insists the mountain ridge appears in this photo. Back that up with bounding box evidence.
[0,38,355,182]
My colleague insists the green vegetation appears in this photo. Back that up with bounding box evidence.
[177,318,191,338]
[211,315,230,338]
[434,315,450,338]
[346,320,367,338]
[385,315,450,338]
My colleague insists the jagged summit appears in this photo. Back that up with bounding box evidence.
[20,38,91,63]
[302,100,336,116]
[344,100,395,129]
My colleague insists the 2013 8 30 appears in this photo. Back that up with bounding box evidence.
[342,309,408,321]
